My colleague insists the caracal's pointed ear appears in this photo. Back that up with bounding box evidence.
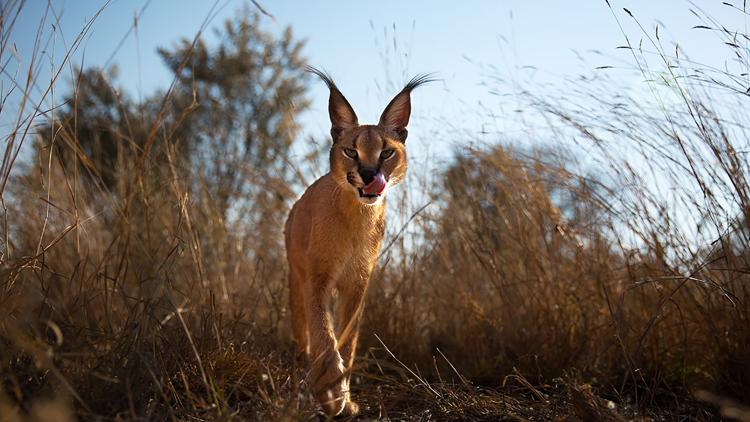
[306,66,358,142]
[378,74,435,142]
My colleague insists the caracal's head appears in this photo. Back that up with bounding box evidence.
[308,67,432,205]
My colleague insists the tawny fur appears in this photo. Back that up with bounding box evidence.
[285,68,430,417]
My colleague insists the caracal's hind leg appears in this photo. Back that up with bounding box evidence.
[289,267,308,358]
[334,281,367,416]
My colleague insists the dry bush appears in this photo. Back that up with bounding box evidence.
[365,142,748,408]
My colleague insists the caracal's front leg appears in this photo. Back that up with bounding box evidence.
[305,273,346,416]
[334,279,367,416]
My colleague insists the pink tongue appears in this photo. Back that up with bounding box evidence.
[362,172,387,195]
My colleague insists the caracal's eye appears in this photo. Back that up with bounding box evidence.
[380,149,395,160]
[343,147,358,159]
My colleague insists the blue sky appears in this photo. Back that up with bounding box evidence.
[3,0,744,168]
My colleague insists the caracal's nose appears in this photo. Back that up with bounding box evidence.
[359,167,377,185]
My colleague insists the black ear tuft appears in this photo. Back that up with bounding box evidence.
[402,73,438,92]
[378,73,435,142]
[306,66,358,141]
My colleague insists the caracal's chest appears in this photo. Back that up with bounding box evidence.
[328,205,386,282]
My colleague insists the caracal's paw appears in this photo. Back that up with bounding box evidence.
[317,385,346,417]
[341,399,360,417]
[311,352,346,416]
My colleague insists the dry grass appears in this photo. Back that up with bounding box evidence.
[2,1,750,421]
